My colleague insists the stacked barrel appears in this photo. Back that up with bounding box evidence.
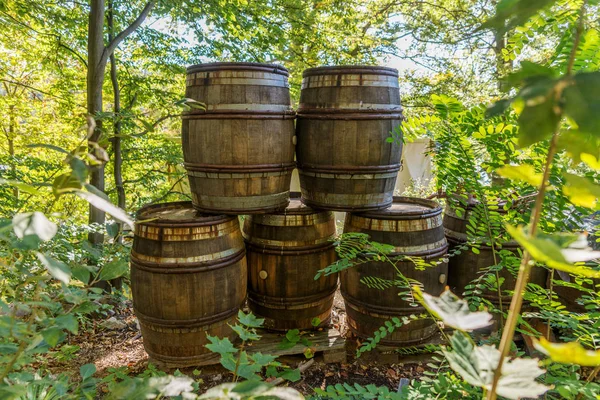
[131,62,450,367]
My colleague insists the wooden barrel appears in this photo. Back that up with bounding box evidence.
[443,202,547,304]
[296,66,403,211]
[242,193,338,331]
[131,202,247,367]
[341,197,448,345]
[182,62,295,214]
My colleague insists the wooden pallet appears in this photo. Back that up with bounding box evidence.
[247,327,347,364]
[152,327,347,369]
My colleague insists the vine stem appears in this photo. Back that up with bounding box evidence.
[486,2,586,398]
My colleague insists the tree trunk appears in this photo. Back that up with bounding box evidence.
[87,0,108,246]
[8,105,18,206]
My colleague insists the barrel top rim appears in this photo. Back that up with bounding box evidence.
[352,196,442,219]
[277,192,329,215]
[187,62,289,76]
[136,201,234,226]
[302,65,398,77]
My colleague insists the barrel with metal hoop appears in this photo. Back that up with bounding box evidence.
[341,197,448,345]
[130,202,247,367]
[296,65,403,211]
[242,193,338,331]
[443,200,547,304]
[182,62,295,214]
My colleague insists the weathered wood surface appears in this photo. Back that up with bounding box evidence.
[243,193,338,331]
[443,202,547,303]
[341,197,449,345]
[151,327,347,368]
[182,62,295,214]
[131,202,247,367]
[296,65,403,211]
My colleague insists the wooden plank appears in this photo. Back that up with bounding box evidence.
[247,328,345,359]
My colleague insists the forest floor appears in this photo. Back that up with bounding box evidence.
[45,291,430,396]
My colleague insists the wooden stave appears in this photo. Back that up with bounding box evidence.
[296,116,402,211]
[242,195,339,331]
[131,202,247,366]
[182,115,295,214]
[341,197,448,345]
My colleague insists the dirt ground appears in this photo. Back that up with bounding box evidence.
[45,290,430,396]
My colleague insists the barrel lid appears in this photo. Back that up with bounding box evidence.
[355,197,442,220]
[187,62,289,76]
[136,202,234,226]
[302,65,398,78]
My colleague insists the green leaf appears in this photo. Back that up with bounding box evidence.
[311,317,322,327]
[516,78,561,147]
[98,259,129,281]
[250,352,277,367]
[12,212,57,241]
[562,173,600,209]
[55,314,78,334]
[69,157,88,181]
[486,99,513,118]
[80,363,96,380]
[53,172,82,195]
[506,61,558,88]
[41,327,65,347]
[73,190,133,229]
[36,252,71,284]
[27,143,69,154]
[431,94,463,118]
[285,329,301,343]
[444,331,549,399]
[205,335,237,356]
[106,222,120,238]
[478,0,558,33]
[563,72,600,136]
[496,164,543,187]
[280,368,301,382]
[237,310,264,328]
[0,179,43,195]
[413,287,492,331]
[231,324,261,341]
[506,225,600,278]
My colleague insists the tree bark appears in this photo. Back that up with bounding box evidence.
[87,0,108,246]
[8,105,18,206]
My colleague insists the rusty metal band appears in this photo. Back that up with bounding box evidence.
[296,112,403,119]
[248,286,337,308]
[301,74,399,89]
[302,65,398,77]
[298,170,398,180]
[298,103,402,112]
[247,212,333,227]
[182,111,296,119]
[136,304,241,329]
[388,240,449,257]
[187,62,289,76]
[185,162,295,174]
[130,247,245,272]
[298,163,400,174]
[341,291,426,315]
[187,74,289,86]
[143,349,220,366]
[244,240,336,255]
[301,196,392,212]
[346,215,443,233]
[135,219,240,241]
[192,192,290,209]
[197,104,292,113]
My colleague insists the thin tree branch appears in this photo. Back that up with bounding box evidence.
[100,1,156,66]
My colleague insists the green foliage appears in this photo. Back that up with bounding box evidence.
[443,331,548,399]
[356,315,429,357]
[314,382,403,400]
